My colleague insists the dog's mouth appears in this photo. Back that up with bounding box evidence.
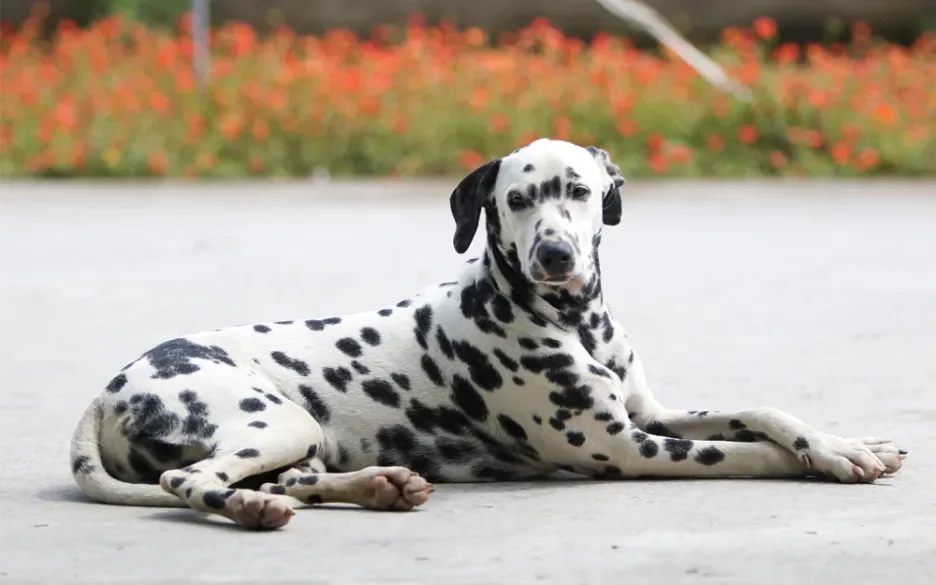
[528,267,575,286]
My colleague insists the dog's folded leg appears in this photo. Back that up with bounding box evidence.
[259,466,433,511]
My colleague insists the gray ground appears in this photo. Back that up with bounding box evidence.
[1,180,934,585]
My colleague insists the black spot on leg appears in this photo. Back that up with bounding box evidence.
[360,327,381,346]
[606,422,625,435]
[695,446,726,465]
[335,338,363,358]
[663,439,694,462]
[235,448,260,458]
[239,397,266,413]
[203,489,235,509]
[793,437,810,450]
[105,374,127,393]
[271,351,310,376]
[298,475,319,485]
[169,476,185,489]
[362,379,401,408]
[646,421,682,439]
[268,485,287,495]
[497,414,528,440]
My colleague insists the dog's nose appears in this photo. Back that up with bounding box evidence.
[536,241,575,277]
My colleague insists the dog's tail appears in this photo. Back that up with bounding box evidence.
[70,399,186,507]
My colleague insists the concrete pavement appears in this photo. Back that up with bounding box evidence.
[1,180,934,584]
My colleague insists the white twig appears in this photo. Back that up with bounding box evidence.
[594,0,753,101]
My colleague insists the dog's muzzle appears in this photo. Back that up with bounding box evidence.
[532,240,575,282]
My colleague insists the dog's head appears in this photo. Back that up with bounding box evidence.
[450,138,625,286]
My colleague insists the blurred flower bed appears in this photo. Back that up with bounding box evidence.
[1,13,933,178]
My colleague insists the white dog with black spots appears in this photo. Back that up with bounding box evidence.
[70,138,907,530]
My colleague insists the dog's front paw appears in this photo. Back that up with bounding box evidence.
[797,434,893,484]
[846,436,907,475]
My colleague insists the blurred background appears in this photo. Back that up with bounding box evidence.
[1,0,933,178]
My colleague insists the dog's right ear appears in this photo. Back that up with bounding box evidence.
[450,157,501,254]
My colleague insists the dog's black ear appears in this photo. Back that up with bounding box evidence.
[450,157,501,254]
[587,146,626,226]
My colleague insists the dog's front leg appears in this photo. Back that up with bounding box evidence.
[619,353,906,480]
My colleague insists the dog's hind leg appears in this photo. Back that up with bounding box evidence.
[159,398,325,530]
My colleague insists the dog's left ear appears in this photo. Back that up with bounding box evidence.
[450,157,502,254]
[587,146,626,226]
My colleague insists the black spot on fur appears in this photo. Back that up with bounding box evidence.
[299,385,330,423]
[351,360,370,375]
[587,364,611,378]
[793,437,810,450]
[274,320,294,325]
[497,414,528,440]
[114,400,128,415]
[264,393,282,405]
[452,340,502,391]
[523,163,535,172]
[695,446,726,465]
[549,385,594,411]
[532,415,543,425]
[578,325,597,356]
[541,338,562,349]
[271,351,310,376]
[360,327,381,346]
[298,475,319,486]
[323,366,353,392]
[268,484,287,495]
[247,420,267,429]
[396,299,412,308]
[729,419,746,430]
[663,438,694,462]
[493,348,518,372]
[179,390,217,439]
[491,295,514,323]
[414,305,433,338]
[594,411,614,422]
[169,476,185,489]
[124,393,179,441]
[239,397,266,413]
[512,376,525,386]
[391,373,411,391]
[606,421,625,435]
[520,353,574,373]
[362,378,401,408]
[450,375,488,421]
[335,338,363,358]
[518,337,538,350]
[436,327,455,359]
[304,318,340,331]
[142,338,236,379]
[646,421,681,439]
[216,471,229,481]
[106,374,127,393]
[203,489,235,509]
[71,455,93,474]
[307,444,318,458]
[421,354,445,386]
[566,431,586,447]
[591,453,609,461]
[378,308,393,317]
[254,324,271,333]
[235,448,260,458]
[549,417,565,431]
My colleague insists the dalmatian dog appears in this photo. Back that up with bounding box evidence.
[70,138,907,530]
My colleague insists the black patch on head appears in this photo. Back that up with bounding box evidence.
[566,431,586,447]
[793,437,810,450]
[253,324,271,333]
[335,338,363,358]
[351,360,370,375]
[663,438,694,462]
[565,166,581,180]
[523,163,535,172]
[694,446,725,465]
[142,338,236,379]
[299,385,330,423]
[378,308,393,317]
[239,397,266,413]
[71,455,93,475]
[106,374,127,393]
[391,373,411,391]
[452,340,503,391]
[235,448,260,458]
[421,354,445,386]
[362,378,401,408]
[203,489,235,509]
[323,366,353,392]
[360,327,382,346]
[271,351,310,376]
[450,374,488,421]
[497,414,528,440]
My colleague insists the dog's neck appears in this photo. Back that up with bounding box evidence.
[480,233,607,333]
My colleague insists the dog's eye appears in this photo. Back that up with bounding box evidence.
[507,190,527,209]
[572,185,591,199]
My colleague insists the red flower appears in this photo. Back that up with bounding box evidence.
[753,17,777,40]
[738,125,758,144]
[459,150,485,169]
